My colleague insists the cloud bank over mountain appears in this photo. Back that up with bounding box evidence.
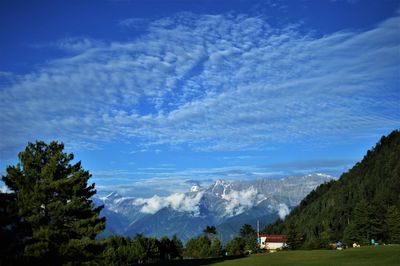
[98,173,335,241]
[133,191,204,215]
[278,203,290,220]
[221,187,262,216]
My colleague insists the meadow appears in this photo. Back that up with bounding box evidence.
[162,245,400,266]
[208,245,400,266]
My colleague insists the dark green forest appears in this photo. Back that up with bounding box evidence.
[264,130,400,249]
[1,130,399,264]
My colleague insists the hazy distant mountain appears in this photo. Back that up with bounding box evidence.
[96,173,334,242]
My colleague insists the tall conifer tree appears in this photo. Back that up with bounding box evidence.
[386,205,400,244]
[1,141,105,264]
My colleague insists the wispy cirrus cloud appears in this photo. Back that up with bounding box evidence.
[56,37,106,52]
[266,159,356,175]
[0,12,399,158]
[118,18,150,29]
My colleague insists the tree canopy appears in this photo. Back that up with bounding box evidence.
[203,225,217,235]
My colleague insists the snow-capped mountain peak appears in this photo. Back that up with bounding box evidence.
[96,173,335,242]
[190,185,200,192]
[102,191,120,201]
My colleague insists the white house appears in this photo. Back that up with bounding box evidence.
[259,235,287,251]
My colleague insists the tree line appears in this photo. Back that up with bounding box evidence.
[102,234,183,265]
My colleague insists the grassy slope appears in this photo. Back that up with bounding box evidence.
[209,245,400,266]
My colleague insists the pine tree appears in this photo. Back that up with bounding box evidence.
[352,200,371,243]
[203,225,217,236]
[225,237,245,256]
[0,192,28,264]
[159,236,172,260]
[171,234,183,259]
[367,203,384,241]
[343,221,359,244]
[244,235,258,253]
[349,200,384,243]
[210,238,222,257]
[286,222,302,250]
[240,224,256,238]
[1,141,105,264]
[184,236,211,259]
[387,205,400,244]
[132,234,158,263]
[239,224,257,252]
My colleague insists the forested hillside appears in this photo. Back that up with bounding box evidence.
[264,130,400,248]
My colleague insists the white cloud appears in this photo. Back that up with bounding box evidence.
[132,191,204,215]
[56,37,105,52]
[222,187,260,216]
[0,185,10,193]
[94,176,196,198]
[118,18,150,29]
[277,203,290,220]
[129,183,263,217]
[1,12,399,157]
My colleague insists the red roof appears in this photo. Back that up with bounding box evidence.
[260,234,287,243]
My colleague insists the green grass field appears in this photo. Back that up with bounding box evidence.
[208,245,400,266]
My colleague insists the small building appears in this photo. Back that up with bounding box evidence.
[259,234,287,251]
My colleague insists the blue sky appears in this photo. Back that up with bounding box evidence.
[0,0,399,196]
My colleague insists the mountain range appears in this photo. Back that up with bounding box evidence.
[94,173,334,243]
